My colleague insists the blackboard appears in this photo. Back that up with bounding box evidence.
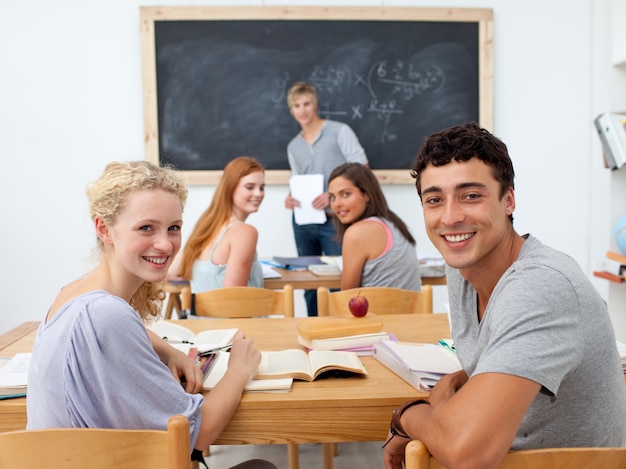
[141,7,493,184]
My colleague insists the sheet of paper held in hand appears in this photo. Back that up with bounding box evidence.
[290,174,327,225]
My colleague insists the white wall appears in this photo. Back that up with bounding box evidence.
[1,0,623,340]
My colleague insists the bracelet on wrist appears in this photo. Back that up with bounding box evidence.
[391,399,430,438]
[382,398,430,448]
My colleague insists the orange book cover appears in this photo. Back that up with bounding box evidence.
[593,270,625,283]
[606,251,626,265]
[296,317,384,340]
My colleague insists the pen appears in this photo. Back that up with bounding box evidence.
[162,337,194,344]
[438,339,456,353]
[200,353,218,377]
[198,344,233,357]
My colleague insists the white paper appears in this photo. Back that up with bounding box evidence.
[0,353,30,387]
[289,174,327,225]
[382,341,462,375]
[261,262,282,279]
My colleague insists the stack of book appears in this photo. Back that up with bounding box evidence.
[593,251,626,283]
[373,339,461,391]
[296,316,387,356]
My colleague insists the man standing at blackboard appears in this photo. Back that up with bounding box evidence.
[284,81,368,316]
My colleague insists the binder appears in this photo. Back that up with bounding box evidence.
[594,113,626,170]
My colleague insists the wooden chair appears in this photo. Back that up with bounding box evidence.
[181,285,294,318]
[405,439,626,469]
[0,414,190,469]
[317,285,433,316]
[180,285,300,469]
[163,280,190,319]
[313,285,432,469]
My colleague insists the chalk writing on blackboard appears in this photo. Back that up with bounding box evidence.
[142,7,494,183]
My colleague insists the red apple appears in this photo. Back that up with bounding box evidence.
[348,293,369,317]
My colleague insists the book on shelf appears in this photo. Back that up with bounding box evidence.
[373,340,461,392]
[602,258,626,276]
[203,352,293,392]
[256,349,367,381]
[0,353,30,399]
[593,270,625,283]
[149,321,238,354]
[296,316,384,341]
[607,250,626,265]
[594,113,626,170]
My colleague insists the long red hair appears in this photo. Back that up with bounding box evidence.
[178,156,264,280]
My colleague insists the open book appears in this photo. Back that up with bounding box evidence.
[256,349,367,381]
[203,352,293,392]
[0,353,30,399]
[149,321,238,354]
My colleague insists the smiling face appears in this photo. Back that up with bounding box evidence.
[98,189,183,289]
[289,93,318,127]
[231,170,265,220]
[420,158,516,275]
[328,175,370,225]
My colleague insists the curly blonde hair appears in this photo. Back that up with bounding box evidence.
[86,161,188,320]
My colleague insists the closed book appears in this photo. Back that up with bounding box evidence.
[602,258,626,276]
[297,332,390,351]
[380,340,462,375]
[373,343,435,391]
[308,264,341,276]
[272,256,326,268]
[607,250,626,265]
[593,270,625,283]
[296,317,384,341]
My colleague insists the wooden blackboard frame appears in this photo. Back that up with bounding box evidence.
[140,6,493,185]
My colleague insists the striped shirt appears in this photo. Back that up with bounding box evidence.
[287,120,368,190]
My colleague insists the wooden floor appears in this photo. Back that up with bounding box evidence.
[206,441,384,469]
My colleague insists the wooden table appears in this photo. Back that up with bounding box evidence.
[264,266,447,290]
[0,314,450,440]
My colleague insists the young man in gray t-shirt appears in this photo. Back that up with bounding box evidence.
[383,122,626,469]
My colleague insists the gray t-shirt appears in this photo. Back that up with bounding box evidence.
[287,120,368,191]
[447,234,626,449]
[27,291,204,448]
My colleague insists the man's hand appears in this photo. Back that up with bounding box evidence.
[311,192,330,211]
[284,193,301,209]
[383,431,411,469]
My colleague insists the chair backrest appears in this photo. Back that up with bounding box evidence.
[0,414,190,469]
[181,285,294,318]
[317,285,433,316]
[405,439,626,469]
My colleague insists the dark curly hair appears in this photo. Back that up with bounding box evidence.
[411,122,515,223]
